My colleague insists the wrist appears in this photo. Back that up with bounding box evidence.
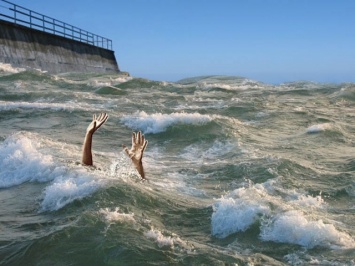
[86,131,94,137]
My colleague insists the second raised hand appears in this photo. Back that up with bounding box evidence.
[123,132,148,162]
[123,131,148,179]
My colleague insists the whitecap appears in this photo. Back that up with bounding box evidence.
[306,123,332,134]
[144,228,186,249]
[210,179,354,249]
[99,207,135,223]
[39,169,105,212]
[211,186,271,238]
[0,100,104,112]
[120,111,212,134]
[260,210,355,249]
[0,100,75,111]
[0,63,26,73]
[0,133,65,188]
[145,229,175,248]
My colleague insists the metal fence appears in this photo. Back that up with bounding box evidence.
[0,0,113,50]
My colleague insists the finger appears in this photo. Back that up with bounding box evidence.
[132,132,136,146]
[103,113,108,123]
[137,131,142,144]
[97,113,103,121]
[122,144,129,155]
[93,114,96,121]
[100,113,108,123]
[95,114,106,129]
[141,134,145,145]
[142,140,148,153]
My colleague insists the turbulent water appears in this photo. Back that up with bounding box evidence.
[0,64,354,265]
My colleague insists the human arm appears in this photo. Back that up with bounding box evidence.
[82,113,109,166]
[123,131,148,179]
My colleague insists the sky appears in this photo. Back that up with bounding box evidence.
[6,0,355,84]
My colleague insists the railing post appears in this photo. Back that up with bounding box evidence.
[13,4,16,24]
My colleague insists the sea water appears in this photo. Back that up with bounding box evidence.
[0,63,354,265]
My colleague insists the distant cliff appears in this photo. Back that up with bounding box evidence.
[0,19,120,74]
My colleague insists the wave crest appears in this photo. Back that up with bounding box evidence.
[0,133,63,188]
[120,111,212,134]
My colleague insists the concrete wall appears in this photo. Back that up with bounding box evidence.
[0,19,120,74]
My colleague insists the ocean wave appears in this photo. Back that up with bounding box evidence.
[180,140,239,162]
[260,210,355,249]
[145,228,187,249]
[95,86,125,95]
[0,100,75,111]
[197,81,262,91]
[0,100,103,112]
[306,123,333,134]
[88,76,132,88]
[0,63,26,74]
[211,185,271,238]
[41,154,144,212]
[40,170,105,212]
[145,229,175,248]
[120,111,212,134]
[211,180,355,249]
[0,133,65,188]
[99,207,136,223]
[114,78,162,90]
[0,132,121,212]
[177,75,264,91]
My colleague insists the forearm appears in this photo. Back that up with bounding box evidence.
[82,132,93,165]
[133,161,145,179]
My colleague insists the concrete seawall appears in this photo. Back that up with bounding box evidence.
[0,19,120,74]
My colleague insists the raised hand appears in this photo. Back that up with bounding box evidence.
[123,131,148,179]
[86,113,109,135]
[82,113,108,166]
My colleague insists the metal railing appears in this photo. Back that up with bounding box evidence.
[0,0,113,50]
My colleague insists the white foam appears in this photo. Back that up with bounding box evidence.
[144,228,185,249]
[284,252,354,266]
[197,80,262,91]
[39,169,105,212]
[0,100,102,112]
[110,152,142,181]
[211,186,271,238]
[120,111,212,134]
[0,132,119,212]
[40,155,137,212]
[0,133,64,188]
[306,123,332,134]
[260,210,355,249]
[211,180,354,249]
[0,100,75,111]
[88,76,132,88]
[174,99,225,111]
[0,63,26,74]
[99,207,135,223]
[290,194,325,209]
